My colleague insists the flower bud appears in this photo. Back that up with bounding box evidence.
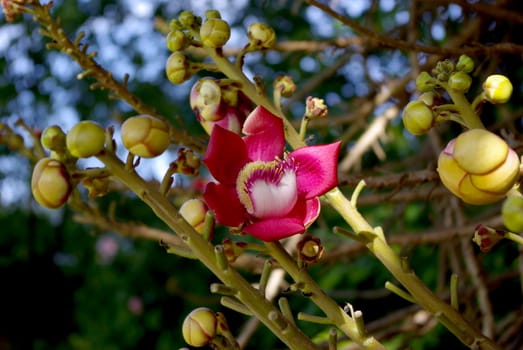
[415,71,435,92]
[273,75,296,98]
[456,55,474,74]
[166,30,189,52]
[41,125,66,152]
[200,18,230,48]
[473,224,505,252]
[305,96,328,119]
[402,100,435,135]
[166,51,192,84]
[176,148,201,176]
[483,74,512,104]
[297,235,324,265]
[66,121,105,158]
[448,71,472,92]
[121,115,170,158]
[179,198,208,234]
[182,307,217,347]
[178,11,199,29]
[247,22,276,49]
[437,129,520,205]
[502,194,523,232]
[31,158,72,209]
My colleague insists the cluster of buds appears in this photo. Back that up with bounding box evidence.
[120,114,170,158]
[1,0,30,22]
[190,77,253,135]
[437,129,520,205]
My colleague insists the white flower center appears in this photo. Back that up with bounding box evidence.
[237,159,298,219]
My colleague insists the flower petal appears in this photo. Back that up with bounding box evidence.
[242,106,284,161]
[302,198,321,229]
[291,141,341,198]
[204,125,248,185]
[203,182,247,227]
[243,217,304,241]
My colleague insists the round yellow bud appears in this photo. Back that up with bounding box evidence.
[166,51,191,84]
[41,125,66,152]
[448,71,472,92]
[402,100,435,135]
[121,115,170,158]
[179,198,208,233]
[66,121,105,158]
[182,307,217,347]
[166,30,189,52]
[31,158,72,209]
[483,74,512,104]
[200,18,230,48]
[453,129,508,174]
[502,194,523,232]
[247,22,276,49]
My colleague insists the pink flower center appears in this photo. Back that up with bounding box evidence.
[236,158,298,219]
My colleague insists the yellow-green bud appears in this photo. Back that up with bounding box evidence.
[166,51,193,84]
[437,129,520,205]
[205,10,221,20]
[247,22,276,49]
[41,125,66,152]
[273,75,296,98]
[415,71,435,92]
[182,307,217,347]
[31,158,72,209]
[200,18,231,48]
[166,30,189,52]
[502,194,523,232]
[297,235,324,265]
[448,71,472,92]
[121,115,170,158]
[402,100,435,135]
[456,55,474,73]
[178,11,198,29]
[483,74,512,104]
[179,198,208,233]
[66,121,105,158]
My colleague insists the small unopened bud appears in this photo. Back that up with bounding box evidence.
[176,148,201,176]
[66,121,105,158]
[178,11,199,29]
[31,157,72,209]
[200,18,230,48]
[456,55,474,74]
[182,307,217,347]
[121,115,170,158]
[415,71,436,92]
[274,75,296,98]
[473,224,505,252]
[483,74,512,104]
[297,235,324,265]
[166,51,194,84]
[179,198,208,233]
[41,125,66,152]
[502,194,523,232]
[448,71,472,92]
[402,100,435,135]
[166,30,189,52]
[247,22,276,49]
[305,96,328,119]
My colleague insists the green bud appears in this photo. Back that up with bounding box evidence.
[200,18,231,48]
[121,115,170,158]
[41,125,66,152]
[31,158,72,209]
[205,10,221,20]
[178,11,198,29]
[182,307,217,347]
[448,71,472,92]
[66,121,106,158]
[165,51,192,84]
[502,194,523,232]
[166,30,189,52]
[402,100,435,135]
[247,22,276,49]
[456,55,474,73]
[415,71,435,92]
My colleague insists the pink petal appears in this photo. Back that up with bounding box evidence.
[203,182,247,227]
[204,125,248,185]
[291,141,341,198]
[302,198,321,228]
[243,217,305,241]
[242,106,284,161]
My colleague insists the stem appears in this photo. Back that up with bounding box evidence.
[96,150,318,350]
[265,241,386,349]
[444,85,485,129]
[325,187,502,350]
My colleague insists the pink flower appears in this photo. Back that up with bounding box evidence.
[203,106,341,241]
